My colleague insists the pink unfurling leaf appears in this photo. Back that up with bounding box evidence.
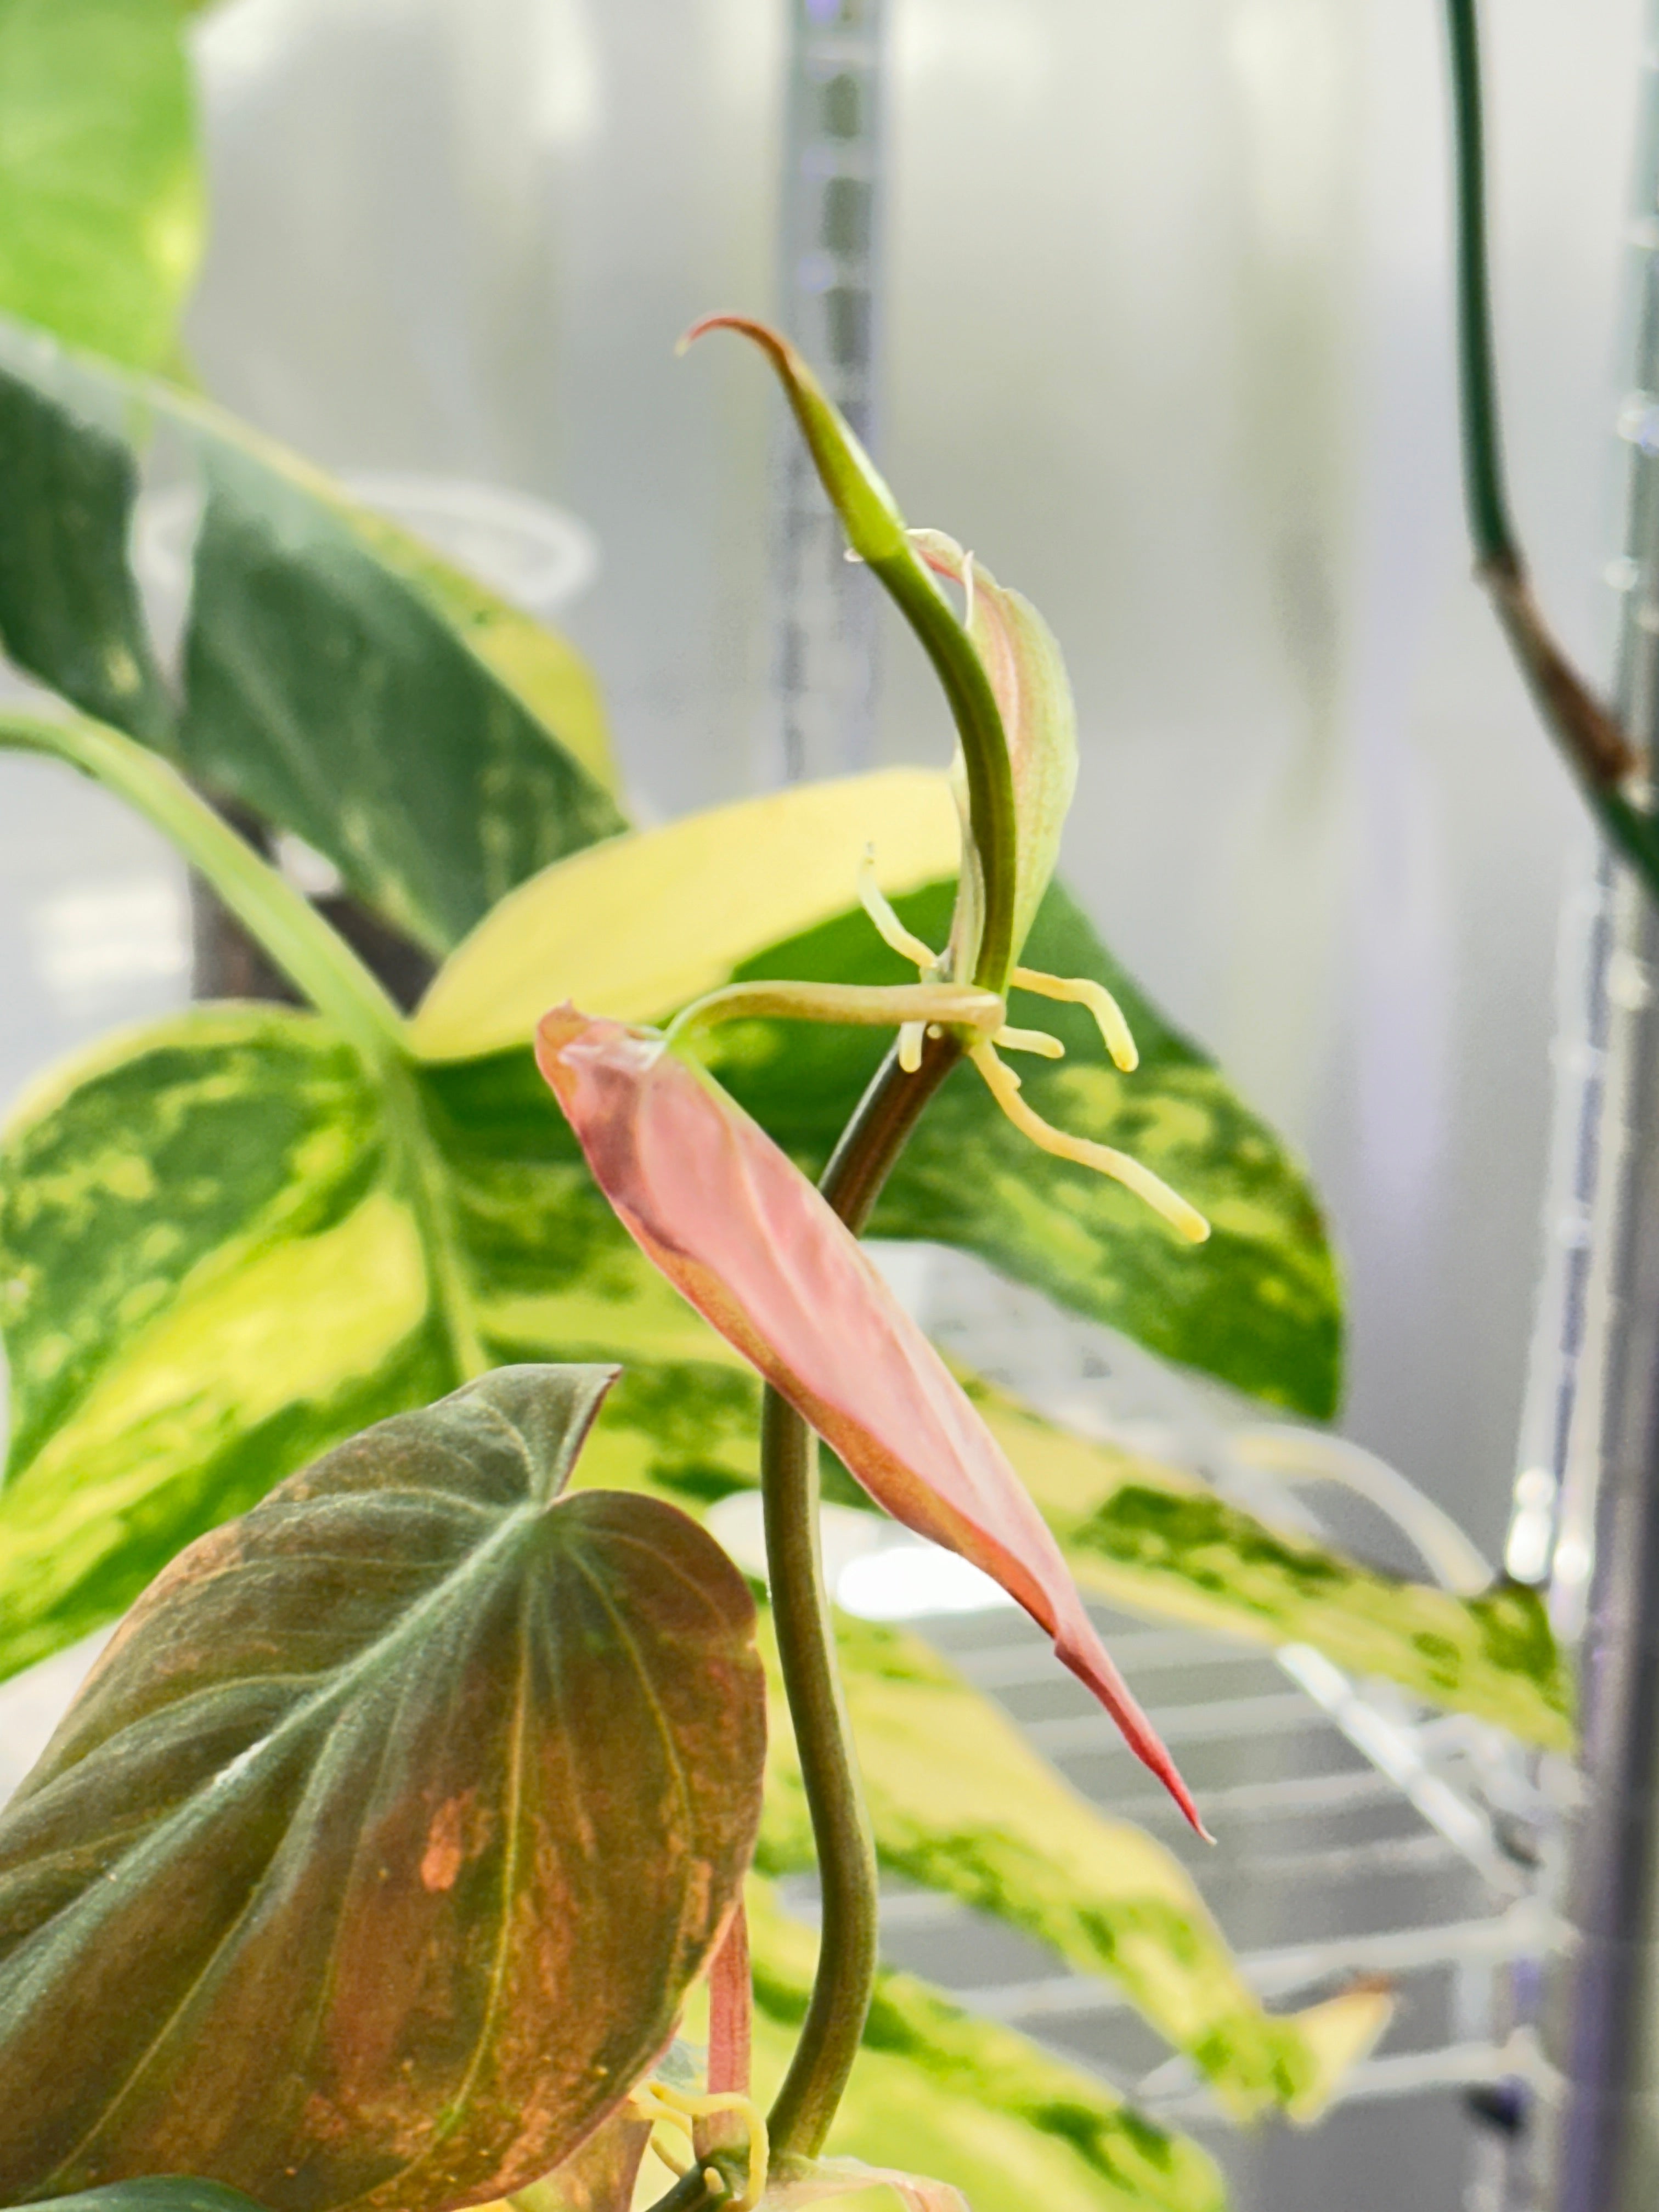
[537,1007,1204,1835]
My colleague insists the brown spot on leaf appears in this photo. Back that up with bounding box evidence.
[420,1792,486,1891]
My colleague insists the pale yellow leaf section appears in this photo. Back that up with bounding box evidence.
[409,770,960,1063]
[1283,1987,1396,2124]
[480,1279,747,1373]
[4,1192,426,1582]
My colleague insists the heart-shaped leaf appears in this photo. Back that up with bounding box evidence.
[535,1006,1202,1832]
[0,1368,766,2212]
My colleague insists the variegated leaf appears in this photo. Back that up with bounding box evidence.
[0,1000,1567,1748]
[745,1883,1225,2212]
[757,1610,1389,2123]
[976,1383,1572,1751]
[0,1007,441,1681]
[0,320,623,951]
[0,1369,765,2212]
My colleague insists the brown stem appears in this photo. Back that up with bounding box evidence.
[1479,552,1635,789]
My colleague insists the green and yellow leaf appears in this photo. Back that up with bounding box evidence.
[0,321,625,950]
[411,780,1340,1418]
[0,1007,441,1680]
[409,771,961,1063]
[746,1883,1226,2212]
[757,1610,1390,2124]
[979,1385,1573,1750]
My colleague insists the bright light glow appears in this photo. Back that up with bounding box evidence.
[836,1544,1014,1621]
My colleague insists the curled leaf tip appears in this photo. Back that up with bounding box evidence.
[680,313,791,365]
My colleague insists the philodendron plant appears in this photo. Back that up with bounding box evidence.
[0,295,1573,2212]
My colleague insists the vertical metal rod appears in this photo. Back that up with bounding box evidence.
[1535,22,1659,2203]
[768,0,887,784]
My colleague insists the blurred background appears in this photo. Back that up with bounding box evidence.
[5,0,1641,1556]
[0,0,1645,2201]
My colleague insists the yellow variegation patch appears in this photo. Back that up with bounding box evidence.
[409,771,960,1062]
[0,1006,441,1679]
[746,1884,1226,2212]
[978,1383,1573,1748]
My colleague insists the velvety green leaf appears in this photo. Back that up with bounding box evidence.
[745,1884,1226,2212]
[0,1368,765,2212]
[757,1610,1388,2123]
[0,325,625,949]
[0,0,201,368]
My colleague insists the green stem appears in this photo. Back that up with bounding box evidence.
[689,318,1020,993]
[2,710,490,1378]
[0,712,405,1067]
[1443,0,1517,571]
[1440,0,1659,893]
[871,551,1019,994]
[763,1030,962,2163]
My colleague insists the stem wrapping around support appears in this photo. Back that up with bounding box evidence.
[762,1029,961,2162]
